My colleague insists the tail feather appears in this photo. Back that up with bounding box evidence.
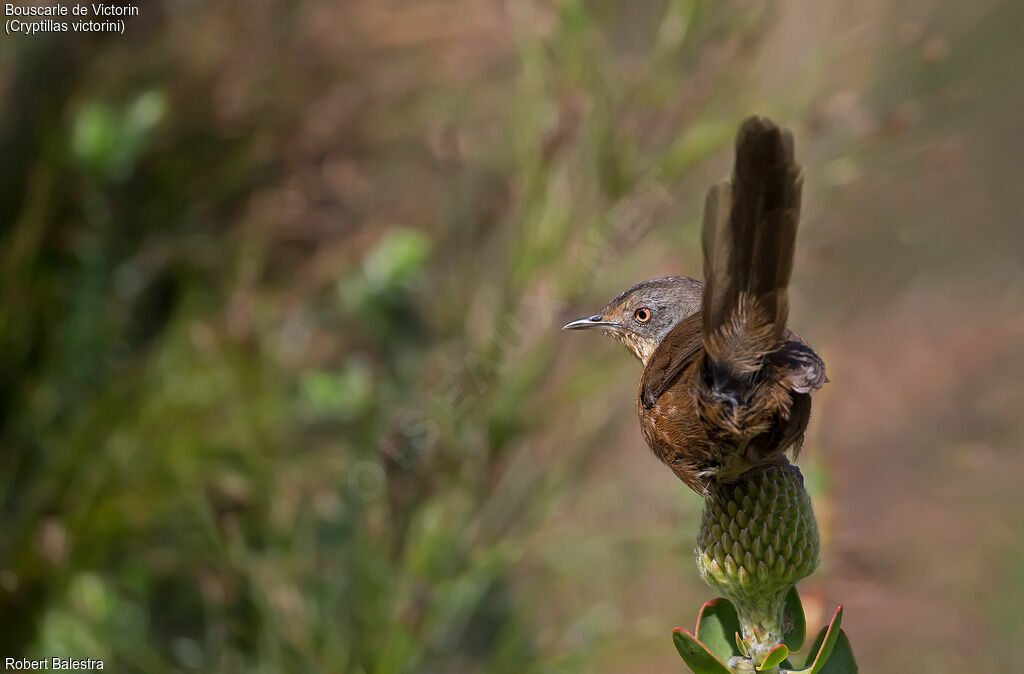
[701,116,802,376]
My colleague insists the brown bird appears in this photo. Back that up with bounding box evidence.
[563,117,826,494]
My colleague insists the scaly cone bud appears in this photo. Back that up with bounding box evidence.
[696,463,820,667]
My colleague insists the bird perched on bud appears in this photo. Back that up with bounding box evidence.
[563,117,826,494]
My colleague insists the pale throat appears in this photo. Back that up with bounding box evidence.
[610,329,658,366]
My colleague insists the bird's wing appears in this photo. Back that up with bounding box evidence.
[640,320,826,409]
[775,330,828,394]
[639,311,705,409]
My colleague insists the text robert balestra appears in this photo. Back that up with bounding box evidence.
[4,658,104,670]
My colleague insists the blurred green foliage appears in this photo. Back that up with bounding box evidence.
[0,2,752,671]
[3,0,1022,672]
[71,91,166,180]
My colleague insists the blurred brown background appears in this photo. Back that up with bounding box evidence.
[1,0,1022,672]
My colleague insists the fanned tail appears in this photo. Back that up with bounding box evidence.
[700,116,802,394]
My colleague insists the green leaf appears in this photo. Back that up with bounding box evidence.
[758,643,788,670]
[792,605,844,674]
[818,630,857,673]
[71,103,119,171]
[362,228,432,288]
[70,90,166,180]
[695,598,743,662]
[783,585,806,651]
[673,628,732,674]
[736,631,747,657]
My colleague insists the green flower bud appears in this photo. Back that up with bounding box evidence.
[695,463,820,667]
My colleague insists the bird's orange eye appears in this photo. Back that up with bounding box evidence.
[634,307,651,323]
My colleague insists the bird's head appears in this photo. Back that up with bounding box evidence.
[562,276,703,365]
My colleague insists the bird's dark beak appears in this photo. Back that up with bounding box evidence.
[561,314,621,331]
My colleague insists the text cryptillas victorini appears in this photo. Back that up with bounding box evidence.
[5,18,126,34]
